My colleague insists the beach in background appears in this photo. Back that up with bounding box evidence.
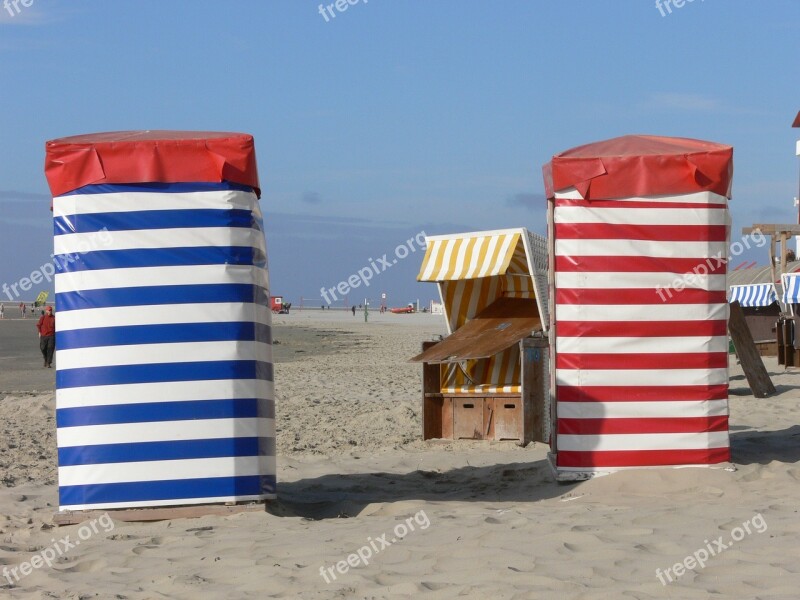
[2,312,800,598]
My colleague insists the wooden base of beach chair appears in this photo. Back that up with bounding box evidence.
[420,337,549,445]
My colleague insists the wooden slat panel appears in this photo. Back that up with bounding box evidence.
[410,297,541,363]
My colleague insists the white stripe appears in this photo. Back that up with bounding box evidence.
[452,238,471,280]
[557,431,729,452]
[56,303,271,332]
[57,417,273,447]
[553,191,728,205]
[442,386,520,394]
[53,189,258,217]
[556,336,729,354]
[420,239,445,281]
[54,227,266,255]
[556,368,729,387]
[56,379,273,409]
[56,341,271,370]
[555,239,728,258]
[555,206,728,226]
[55,264,269,293]
[557,400,729,419]
[479,234,515,279]
[464,236,487,279]
[434,239,457,281]
[476,236,501,279]
[555,303,728,322]
[555,272,726,291]
[58,456,275,487]
[60,492,275,512]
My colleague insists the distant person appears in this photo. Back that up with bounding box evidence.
[36,306,56,368]
[0,303,4,319]
[787,249,796,262]
[20,303,26,319]
[351,305,356,316]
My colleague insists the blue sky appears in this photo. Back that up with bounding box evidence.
[1,0,798,307]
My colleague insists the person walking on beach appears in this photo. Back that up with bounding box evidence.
[351,305,356,316]
[20,302,26,319]
[0,303,4,319]
[36,306,56,368]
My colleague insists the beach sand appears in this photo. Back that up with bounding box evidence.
[2,310,800,598]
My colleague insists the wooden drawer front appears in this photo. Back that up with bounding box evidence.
[453,399,484,440]
[494,399,523,441]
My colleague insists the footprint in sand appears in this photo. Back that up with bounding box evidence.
[57,558,108,573]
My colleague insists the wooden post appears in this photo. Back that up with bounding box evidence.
[729,301,776,397]
[521,336,549,445]
[421,341,442,439]
[780,232,788,279]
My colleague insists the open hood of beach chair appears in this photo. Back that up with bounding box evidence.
[410,297,541,363]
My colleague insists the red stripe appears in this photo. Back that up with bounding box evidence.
[557,352,728,370]
[556,320,728,337]
[554,199,728,210]
[556,447,730,468]
[555,223,727,241]
[554,255,727,274]
[557,385,729,402]
[558,416,728,435]
[555,288,727,305]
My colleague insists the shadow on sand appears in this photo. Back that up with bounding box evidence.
[268,459,580,519]
[731,424,800,466]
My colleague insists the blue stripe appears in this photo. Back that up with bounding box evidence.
[59,475,276,506]
[57,322,271,350]
[55,284,269,312]
[56,398,275,428]
[60,181,256,196]
[54,246,264,272]
[58,437,276,466]
[54,209,256,235]
[56,360,274,388]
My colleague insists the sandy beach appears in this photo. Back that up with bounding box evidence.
[2,310,800,598]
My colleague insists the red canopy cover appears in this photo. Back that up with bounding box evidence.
[792,111,800,128]
[44,131,260,198]
[543,135,733,200]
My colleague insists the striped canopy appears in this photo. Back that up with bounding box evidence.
[729,283,778,307]
[782,273,800,304]
[418,231,523,282]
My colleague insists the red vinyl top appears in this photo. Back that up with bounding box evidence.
[44,130,260,198]
[543,135,733,200]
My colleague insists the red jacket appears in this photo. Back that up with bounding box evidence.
[37,314,55,337]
